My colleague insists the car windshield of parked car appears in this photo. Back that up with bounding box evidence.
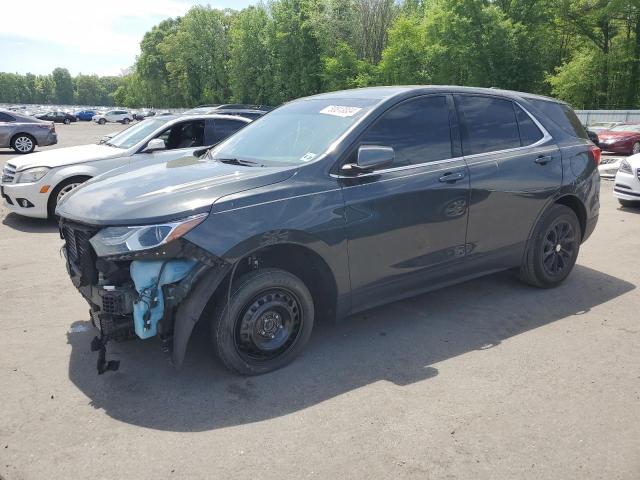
[609,124,640,133]
[208,98,377,165]
[105,118,172,149]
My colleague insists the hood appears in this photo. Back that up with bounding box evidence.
[10,144,123,170]
[599,131,640,140]
[56,156,297,225]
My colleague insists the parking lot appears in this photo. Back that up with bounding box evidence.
[1,122,639,479]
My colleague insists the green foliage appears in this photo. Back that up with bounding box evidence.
[51,68,75,104]
[3,0,640,109]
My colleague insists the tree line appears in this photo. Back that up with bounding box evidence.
[0,68,122,106]
[3,0,640,110]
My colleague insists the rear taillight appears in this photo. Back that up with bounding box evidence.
[588,144,601,166]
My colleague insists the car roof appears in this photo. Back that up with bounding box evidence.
[305,85,564,105]
[149,113,252,123]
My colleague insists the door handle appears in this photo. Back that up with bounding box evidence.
[535,155,554,165]
[439,171,466,183]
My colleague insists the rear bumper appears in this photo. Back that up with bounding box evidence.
[36,131,57,147]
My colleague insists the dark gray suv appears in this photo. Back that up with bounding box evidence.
[56,86,600,375]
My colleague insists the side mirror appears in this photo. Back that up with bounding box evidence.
[342,145,394,174]
[144,138,166,153]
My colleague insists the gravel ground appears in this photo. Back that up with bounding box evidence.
[0,122,639,480]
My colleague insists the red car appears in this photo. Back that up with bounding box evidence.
[597,124,640,155]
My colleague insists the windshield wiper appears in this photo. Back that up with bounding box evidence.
[215,157,263,167]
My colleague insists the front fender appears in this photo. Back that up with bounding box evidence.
[171,264,231,367]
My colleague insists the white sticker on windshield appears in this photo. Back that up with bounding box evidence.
[300,152,317,162]
[319,105,362,118]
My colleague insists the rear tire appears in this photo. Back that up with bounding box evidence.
[211,268,314,375]
[11,134,36,154]
[519,204,581,288]
[63,118,71,125]
[631,142,640,155]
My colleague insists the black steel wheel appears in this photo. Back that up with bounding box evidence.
[519,204,581,288]
[211,268,314,375]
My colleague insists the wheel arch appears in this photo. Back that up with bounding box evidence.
[171,239,341,368]
[10,132,38,146]
[47,174,93,217]
[554,194,587,241]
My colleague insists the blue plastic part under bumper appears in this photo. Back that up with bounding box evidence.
[130,259,197,339]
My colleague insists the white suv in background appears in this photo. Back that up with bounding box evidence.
[92,110,133,125]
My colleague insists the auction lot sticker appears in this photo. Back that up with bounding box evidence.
[319,105,362,117]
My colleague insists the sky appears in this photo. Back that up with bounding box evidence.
[0,0,256,77]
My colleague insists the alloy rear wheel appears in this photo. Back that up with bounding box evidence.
[519,204,581,288]
[11,134,35,154]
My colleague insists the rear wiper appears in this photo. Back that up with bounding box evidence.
[215,157,263,167]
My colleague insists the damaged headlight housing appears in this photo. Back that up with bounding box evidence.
[89,213,208,257]
[15,166,50,183]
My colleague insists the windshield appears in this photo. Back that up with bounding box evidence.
[106,118,173,149]
[609,124,640,133]
[208,98,378,165]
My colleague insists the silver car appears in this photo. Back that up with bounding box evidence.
[0,109,58,154]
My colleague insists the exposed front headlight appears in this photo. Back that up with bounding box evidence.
[15,167,50,183]
[89,213,208,257]
[618,159,633,175]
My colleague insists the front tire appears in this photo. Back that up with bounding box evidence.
[11,134,36,154]
[64,118,71,125]
[211,268,314,375]
[98,118,106,125]
[631,142,640,155]
[519,204,581,288]
[123,118,130,124]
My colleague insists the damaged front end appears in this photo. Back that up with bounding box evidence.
[59,215,229,374]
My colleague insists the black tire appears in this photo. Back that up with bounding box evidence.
[98,118,106,125]
[63,118,71,125]
[211,268,314,375]
[631,142,640,155]
[10,133,36,154]
[47,176,90,218]
[123,118,130,124]
[619,199,639,208]
[519,204,581,288]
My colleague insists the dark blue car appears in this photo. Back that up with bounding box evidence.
[74,110,97,121]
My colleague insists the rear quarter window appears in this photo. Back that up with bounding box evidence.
[526,99,588,139]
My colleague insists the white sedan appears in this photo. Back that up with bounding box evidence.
[613,155,640,207]
[1,114,250,219]
[598,156,624,178]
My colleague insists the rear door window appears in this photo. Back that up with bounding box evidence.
[456,95,520,155]
[515,105,543,146]
[360,95,453,168]
[213,119,247,142]
[526,99,588,139]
